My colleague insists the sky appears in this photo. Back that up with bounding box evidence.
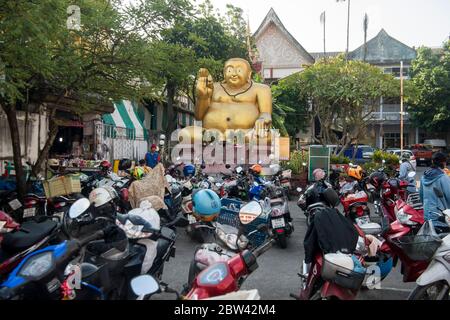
[209,0,450,53]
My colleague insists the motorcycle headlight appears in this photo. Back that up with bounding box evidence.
[237,235,249,250]
[395,208,417,226]
[18,251,54,278]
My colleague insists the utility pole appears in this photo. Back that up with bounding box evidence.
[320,11,326,56]
[400,61,404,152]
[337,0,351,59]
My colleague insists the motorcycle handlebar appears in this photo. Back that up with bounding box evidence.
[252,238,276,258]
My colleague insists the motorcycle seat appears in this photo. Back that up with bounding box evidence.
[25,193,47,200]
[1,219,57,254]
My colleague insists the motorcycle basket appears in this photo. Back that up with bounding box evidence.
[218,198,269,248]
[396,235,442,261]
[321,255,366,290]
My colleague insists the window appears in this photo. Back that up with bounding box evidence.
[384,67,409,77]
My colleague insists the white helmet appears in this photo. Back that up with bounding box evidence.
[89,186,118,208]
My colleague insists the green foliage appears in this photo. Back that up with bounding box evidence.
[330,154,350,164]
[284,150,308,175]
[364,150,399,176]
[271,75,309,137]
[407,41,450,132]
[295,55,399,153]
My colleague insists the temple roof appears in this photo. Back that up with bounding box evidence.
[254,8,314,64]
[348,29,416,64]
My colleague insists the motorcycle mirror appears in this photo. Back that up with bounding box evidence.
[69,198,91,219]
[239,201,263,225]
[434,187,444,199]
[407,171,416,178]
[201,164,206,169]
[130,275,160,297]
[225,164,231,169]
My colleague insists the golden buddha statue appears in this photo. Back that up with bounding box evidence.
[196,58,272,138]
[178,58,274,143]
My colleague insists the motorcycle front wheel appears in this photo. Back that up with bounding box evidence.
[408,281,450,300]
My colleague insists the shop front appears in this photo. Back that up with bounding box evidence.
[101,100,149,163]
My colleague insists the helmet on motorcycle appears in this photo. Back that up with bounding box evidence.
[132,166,145,180]
[369,171,387,188]
[89,187,118,208]
[250,164,262,175]
[313,168,326,181]
[99,160,112,171]
[183,164,196,177]
[322,188,340,207]
[192,189,221,222]
[0,211,19,234]
[347,166,363,180]
[401,153,411,161]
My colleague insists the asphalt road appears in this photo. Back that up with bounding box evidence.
[157,166,428,300]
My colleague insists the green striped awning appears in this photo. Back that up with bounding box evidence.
[102,100,147,140]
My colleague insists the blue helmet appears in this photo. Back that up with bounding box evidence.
[183,164,196,177]
[192,189,221,218]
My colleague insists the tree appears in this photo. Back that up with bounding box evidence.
[407,41,450,133]
[295,55,399,155]
[157,0,248,140]
[270,76,309,137]
[0,0,185,202]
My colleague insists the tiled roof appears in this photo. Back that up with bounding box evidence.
[348,29,416,63]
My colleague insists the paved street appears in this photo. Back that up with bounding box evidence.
[158,166,428,300]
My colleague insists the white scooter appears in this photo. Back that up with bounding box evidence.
[408,202,450,300]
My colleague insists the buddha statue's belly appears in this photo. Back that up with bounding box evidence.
[203,102,260,132]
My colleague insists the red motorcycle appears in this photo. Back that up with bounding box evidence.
[291,225,368,300]
[378,197,428,282]
[0,211,59,280]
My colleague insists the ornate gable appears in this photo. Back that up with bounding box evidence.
[348,29,416,64]
[254,8,314,78]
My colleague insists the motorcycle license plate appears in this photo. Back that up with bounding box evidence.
[188,214,197,224]
[271,218,286,228]
[23,207,36,218]
[8,199,22,211]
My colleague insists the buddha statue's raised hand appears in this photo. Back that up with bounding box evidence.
[196,68,214,99]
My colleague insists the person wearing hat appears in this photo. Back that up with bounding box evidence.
[398,152,416,193]
[145,144,161,169]
[420,152,450,232]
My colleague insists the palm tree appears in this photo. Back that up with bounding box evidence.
[363,13,369,61]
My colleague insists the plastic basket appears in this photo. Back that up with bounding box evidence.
[218,198,269,248]
[43,176,68,198]
[64,174,81,194]
[397,235,442,261]
[321,256,366,290]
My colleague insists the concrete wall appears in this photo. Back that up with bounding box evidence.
[0,109,48,163]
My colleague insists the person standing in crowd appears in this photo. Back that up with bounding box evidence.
[398,153,417,193]
[139,159,152,174]
[420,152,450,232]
[145,144,161,169]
